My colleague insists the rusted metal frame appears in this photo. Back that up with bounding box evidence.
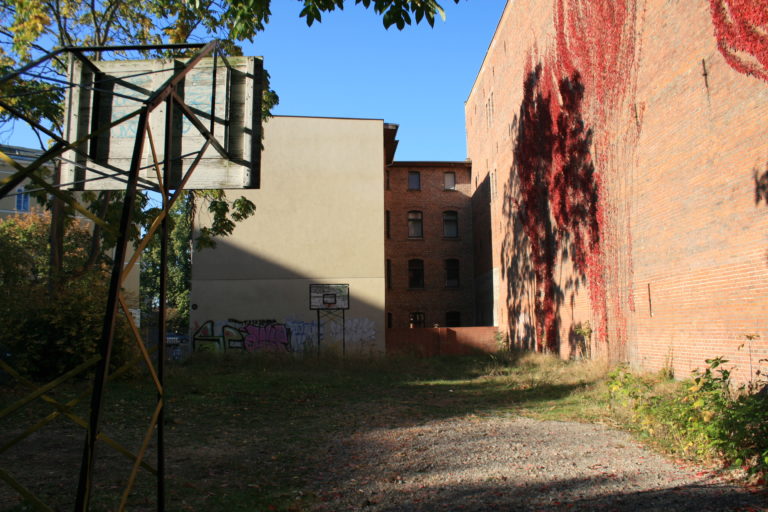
[0,98,65,143]
[172,91,229,160]
[210,51,218,136]
[146,125,166,196]
[76,46,218,506]
[0,107,142,198]
[0,358,156,475]
[117,293,162,393]
[0,468,53,512]
[117,399,163,512]
[0,355,101,421]
[156,91,175,512]
[74,107,150,512]
[67,43,207,53]
[143,41,219,112]
[0,47,68,84]
[120,141,210,282]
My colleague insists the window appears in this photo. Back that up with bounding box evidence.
[387,313,393,328]
[15,188,29,212]
[385,210,390,238]
[444,172,456,190]
[408,171,421,190]
[408,211,423,238]
[386,259,392,289]
[443,211,458,238]
[385,169,390,190]
[409,312,425,328]
[446,311,461,327]
[408,259,424,288]
[445,259,460,288]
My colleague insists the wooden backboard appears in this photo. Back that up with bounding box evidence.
[62,56,262,190]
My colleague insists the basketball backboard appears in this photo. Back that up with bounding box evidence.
[62,55,262,190]
[310,284,350,310]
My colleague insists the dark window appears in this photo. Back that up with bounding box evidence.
[409,312,425,328]
[408,211,423,238]
[408,171,421,190]
[385,169,390,190]
[445,259,460,288]
[15,188,29,212]
[385,210,390,238]
[444,172,456,190]
[408,259,424,288]
[387,312,393,328]
[386,259,392,289]
[446,311,461,327]
[443,211,458,238]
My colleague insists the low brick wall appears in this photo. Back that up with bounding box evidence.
[386,326,499,357]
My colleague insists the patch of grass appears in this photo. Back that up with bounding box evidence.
[607,358,768,481]
[0,351,611,511]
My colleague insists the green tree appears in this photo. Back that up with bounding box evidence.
[140,193,193,334]
[0,212,135,379]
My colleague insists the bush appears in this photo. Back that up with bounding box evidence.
[0,213,135,381]
[608,358,768,478]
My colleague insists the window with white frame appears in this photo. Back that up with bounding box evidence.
[15,188,29,212]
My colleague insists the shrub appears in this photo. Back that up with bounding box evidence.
[0,213,135,381]
[608,358,768,478]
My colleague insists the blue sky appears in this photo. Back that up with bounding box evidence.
[243,1,507,161]
[5,1,506,162]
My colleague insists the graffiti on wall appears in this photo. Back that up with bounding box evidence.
[192,317,377,354]
[193,319,292,353]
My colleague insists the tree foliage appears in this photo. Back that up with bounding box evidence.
[140,193,193,334]
[0,212,135,380]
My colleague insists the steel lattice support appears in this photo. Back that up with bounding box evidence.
[0,40,242,511]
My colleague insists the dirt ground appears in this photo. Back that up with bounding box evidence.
[308,415,768,512]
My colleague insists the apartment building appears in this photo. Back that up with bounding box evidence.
[384,161,474,329]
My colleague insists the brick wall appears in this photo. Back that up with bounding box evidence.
[385,162,476,329]
[386,327,499,357]
[466,0,768,383]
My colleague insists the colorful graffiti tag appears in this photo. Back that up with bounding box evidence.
[192,317,377,354]
[193,319,292,353]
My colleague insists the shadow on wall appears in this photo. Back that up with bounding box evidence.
[186,237,383,359]
[471,174,495,326]
[755,164,768,265]
[501,64,599,355]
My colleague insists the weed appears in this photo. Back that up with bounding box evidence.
[608,357,768,479]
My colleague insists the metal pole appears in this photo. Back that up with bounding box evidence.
[74,107,149,511]
[157,92,175,512]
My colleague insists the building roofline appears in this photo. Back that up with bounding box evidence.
[389,161,471,168]
[0,144,44,160]
[465,0,510,104]
[271,114,386,122]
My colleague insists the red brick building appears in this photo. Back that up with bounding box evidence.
[464,0,768,383]
[385,160,475,329]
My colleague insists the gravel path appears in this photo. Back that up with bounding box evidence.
[310,416,767,511]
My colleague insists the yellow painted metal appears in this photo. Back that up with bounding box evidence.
[146,124,166,197]
[0,355,100,420]
[118,292,162,393]
[0,467,54,512]
[117,399,163,512]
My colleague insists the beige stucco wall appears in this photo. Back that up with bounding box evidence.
[190,115,386,356]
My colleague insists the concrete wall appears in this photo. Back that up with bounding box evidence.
[466,0,768,383]
[385,161,475,328]
[190,116,386,356]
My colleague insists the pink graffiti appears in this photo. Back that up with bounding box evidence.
[243,324,290,352]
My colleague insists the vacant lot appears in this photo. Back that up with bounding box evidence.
[1,353,765,511]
